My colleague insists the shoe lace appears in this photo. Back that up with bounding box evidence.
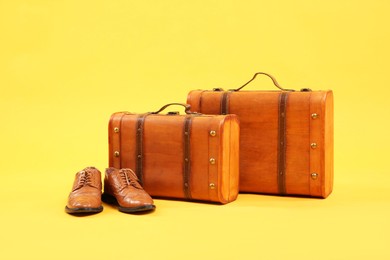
[75,170,93,189]
[119,170,142,190]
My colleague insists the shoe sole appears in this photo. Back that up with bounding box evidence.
[101,193,156,213]
[65,206,103,214]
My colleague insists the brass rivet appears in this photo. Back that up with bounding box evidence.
[184,182,188,187]
[209,183,215,189]
[311,113,318,119]
[184,158,189,162]
[209,158,216,164]
[137,154,142,159]
[209,130,216,137]
[114,127,119,133]
[311,143,317,149]
[114,151,120,157]
[311,173,318,180]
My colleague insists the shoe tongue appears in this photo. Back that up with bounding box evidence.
[105,167,116,175]
[121,168,139,181]
[77,170,87,179]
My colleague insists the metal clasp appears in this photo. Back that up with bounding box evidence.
[167,111,180,115]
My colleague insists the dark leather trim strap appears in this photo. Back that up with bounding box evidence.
[183,116,192,199]
[198,90,207,112]
[118,113,126,169]
[220,92,230,115]
[135,114,147,186]
[277,92,288,195]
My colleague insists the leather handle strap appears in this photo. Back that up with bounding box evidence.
[233,72,295,92]
[151,103,193,114]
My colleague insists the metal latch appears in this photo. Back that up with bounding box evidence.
[167,111,180,115]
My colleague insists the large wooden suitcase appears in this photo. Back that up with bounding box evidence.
[108,103,240,204]
[187,72,333,198]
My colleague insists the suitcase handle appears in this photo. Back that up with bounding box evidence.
[233,72,295,92]
[151,103,193,115]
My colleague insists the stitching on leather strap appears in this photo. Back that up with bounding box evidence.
[220,92,229,115]
[183,116,192,199]
[277,92,288,195]
[135,114,147,186]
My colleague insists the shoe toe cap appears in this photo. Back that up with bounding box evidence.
[122,194,154,208]
[67,196,101,209]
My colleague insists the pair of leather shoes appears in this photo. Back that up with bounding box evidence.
[65,167,155,215]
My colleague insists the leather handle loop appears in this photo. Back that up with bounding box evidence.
[151,103,192,114]
[233,72,295,92]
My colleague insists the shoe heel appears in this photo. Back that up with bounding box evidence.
[101,193,118,205]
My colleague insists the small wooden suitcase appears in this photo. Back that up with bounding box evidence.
[187,72,334,198]
[108,103,240,204]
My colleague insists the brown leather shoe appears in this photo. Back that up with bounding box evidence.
[102,168,155,213]
[65,167,103,214]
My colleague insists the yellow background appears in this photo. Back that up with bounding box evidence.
[0,0,389,259]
